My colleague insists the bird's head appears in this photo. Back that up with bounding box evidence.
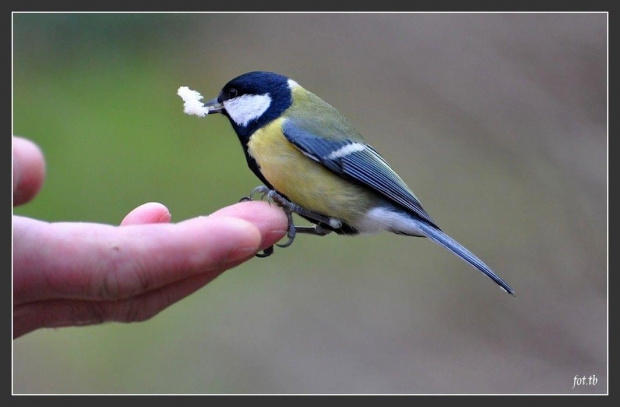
[204,71,297,139]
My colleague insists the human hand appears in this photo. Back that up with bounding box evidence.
[13,136,288,338]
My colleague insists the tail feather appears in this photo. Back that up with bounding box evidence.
[416,222,515,296]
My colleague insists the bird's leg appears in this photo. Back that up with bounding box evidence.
[239,186,340,257]
[293,225,333,236]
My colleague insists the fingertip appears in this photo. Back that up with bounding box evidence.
[121,202,172,226]
[210,201,288,231]
[208,201,288,251]
[13,136,46,206]
[219,217,264,262]
[185,216,263,266]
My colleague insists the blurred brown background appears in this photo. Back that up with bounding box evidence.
[12,13,607,394]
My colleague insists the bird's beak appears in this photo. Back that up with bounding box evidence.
[204,98,225,114]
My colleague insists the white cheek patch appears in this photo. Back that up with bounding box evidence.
[326,143,366,160]
[223,93,272,127]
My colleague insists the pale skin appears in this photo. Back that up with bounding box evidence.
[12,136,288,339]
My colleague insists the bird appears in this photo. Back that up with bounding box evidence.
[179,71,514,295]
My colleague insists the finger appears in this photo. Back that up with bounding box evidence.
[13,203,287,304]
[14,271,217,339]
[13,136,46,206]
[121,202,172,226]
[14,216,260,303]
[208,201,288,247]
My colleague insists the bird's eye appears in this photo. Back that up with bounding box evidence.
[228,88,238,98]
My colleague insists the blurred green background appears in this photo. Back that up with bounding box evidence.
[12,13,607,394]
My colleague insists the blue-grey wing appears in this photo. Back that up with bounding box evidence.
[282,118,439,228]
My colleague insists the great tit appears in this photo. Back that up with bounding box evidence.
[180,71,514,295]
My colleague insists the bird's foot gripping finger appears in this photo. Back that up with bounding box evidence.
[238,187,297,257]
[239,186,339,258]
[264,190,297,248]
[263,190,337,248]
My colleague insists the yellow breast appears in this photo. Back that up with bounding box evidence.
[246,118,371,223]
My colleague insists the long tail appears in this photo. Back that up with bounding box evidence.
[415,222,515,296]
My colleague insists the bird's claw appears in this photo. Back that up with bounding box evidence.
[277,209,297,248]
[239,186,301,257]
[239,185,270,203]
[255,245,274,258]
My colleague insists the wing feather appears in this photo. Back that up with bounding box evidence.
[282,118,438,228]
